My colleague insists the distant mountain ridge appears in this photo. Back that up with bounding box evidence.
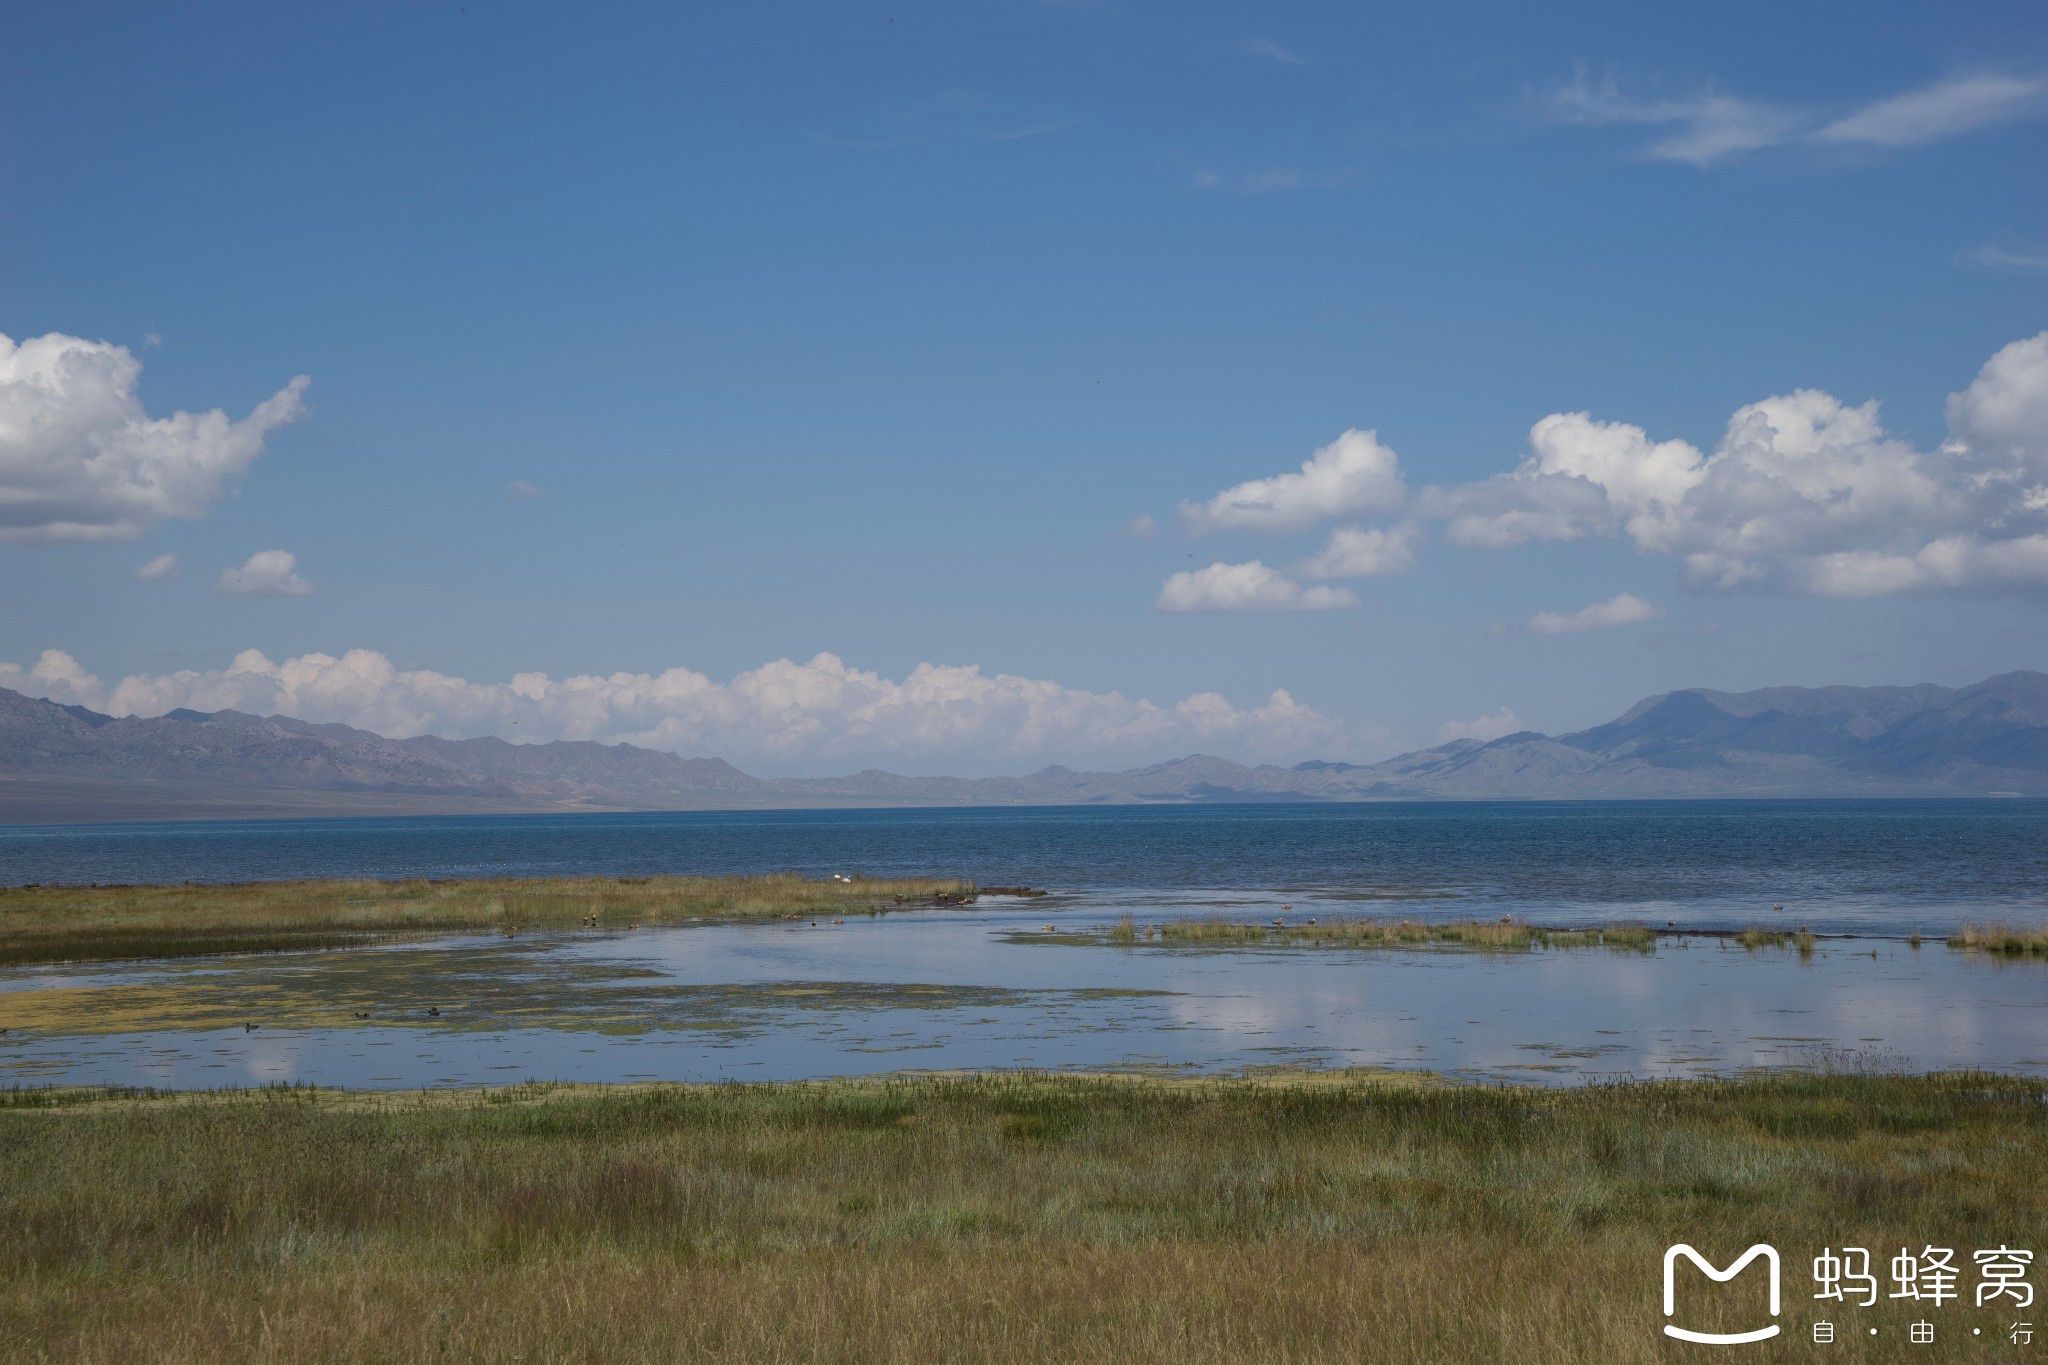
[2,671,2045,821]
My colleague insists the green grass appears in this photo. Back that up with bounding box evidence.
[1947,921,2048,956]
[0,1070,2041,1362]
[0,874,975,966]
[1105,916,1657,953]
[1732,927,1817,955]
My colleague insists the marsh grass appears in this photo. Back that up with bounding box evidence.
[0,1070,2042,1362]
[1948,921,2048,956]
[1136,917,1658,953]
[0,874,973,966]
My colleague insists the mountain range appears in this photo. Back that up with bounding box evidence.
[3,671,2045,822]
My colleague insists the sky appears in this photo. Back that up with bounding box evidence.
[2,0,2046,775]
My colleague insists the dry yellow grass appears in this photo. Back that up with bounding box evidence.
[1,1070,2041,1363]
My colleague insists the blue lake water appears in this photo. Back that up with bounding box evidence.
[2,801,2045,1090]
[5,799,2047,934]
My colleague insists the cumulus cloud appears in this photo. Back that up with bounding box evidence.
[5,649,104,705]
[1156,561,1361,612]
[506,479,545,498]
[1526,593,1664,634]
[1178,429,1405,534]
[0,331,307,542]
[1419,332,2048,596]
[131,553,179,582]
[1555,67,2048,165]
[0,647,1364,771]
[1437,707,1523,743]
[1294,523,1421,579]
[217,550,313,596]
[1817,72,2048,147]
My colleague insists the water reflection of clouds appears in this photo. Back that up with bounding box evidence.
[5,911,2047,1090]
[241,1038,300,1083]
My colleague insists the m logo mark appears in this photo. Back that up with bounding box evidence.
[1662,1244,1782,1344]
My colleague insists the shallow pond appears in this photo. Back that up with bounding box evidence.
[3,893,2044,1089]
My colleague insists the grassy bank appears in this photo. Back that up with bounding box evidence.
[1,1071,2042,1363]
[1105,915,1657,952]
[0,874,975,966]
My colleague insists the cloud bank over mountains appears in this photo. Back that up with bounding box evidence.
[0,331,307,542]
[1157,331,2048,610]
[0,647,1356,773]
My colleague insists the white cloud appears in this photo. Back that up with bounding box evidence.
[1527,593,1664,634]
[1422,410,1704,550]
[1178,429,1405,534]
[0,647,1364,770]
[1437,707,1523,743]
[1295,523,1421,579]
[1420,331,2048,596]
[0,331,307,542]
[217,550,313,597]
[1817,72,2048,147]
[1187,166,1354,194]
[1156,560,1361,612]
[1244,37,1307,66]
[506,479,545,498]
[822,89,1079,149]
[1552,67,1800,166]
[6,649,104,704]
[1555,67,2048,166]
[131,553,179,582]
[1116,513,1160,539]
[1960,242,2048,274]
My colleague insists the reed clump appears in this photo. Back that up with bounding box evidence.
[0,874,975,966]
[0,1070,2041,1362]
[1947,921,2048,956]
[1155,917,1656,953]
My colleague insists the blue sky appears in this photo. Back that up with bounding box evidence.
[2,0,2045,773]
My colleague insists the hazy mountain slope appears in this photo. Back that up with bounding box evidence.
[2,671,2045,821]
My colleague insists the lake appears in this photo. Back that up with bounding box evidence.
[2,801,2044,1090]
